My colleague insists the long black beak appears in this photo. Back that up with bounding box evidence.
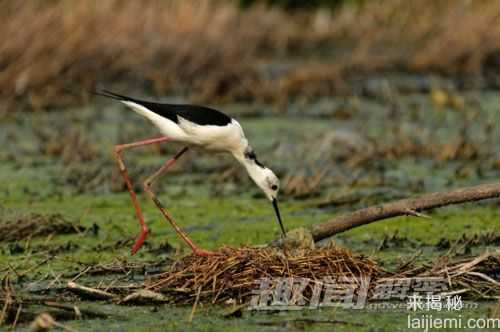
[272,198,287,237]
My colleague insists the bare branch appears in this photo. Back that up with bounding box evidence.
[311,182,500,242]
[66,282,115,301]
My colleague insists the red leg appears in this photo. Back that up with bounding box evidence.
[143,147,216,257]
[114,136,170,254]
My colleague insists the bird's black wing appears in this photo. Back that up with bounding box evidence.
[165,104,232,126]
[95,90,232,126]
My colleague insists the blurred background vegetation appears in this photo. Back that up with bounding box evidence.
[2,0,500,113]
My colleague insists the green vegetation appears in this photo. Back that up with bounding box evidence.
[1,89,498,330]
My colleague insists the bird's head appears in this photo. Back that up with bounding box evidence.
[254,167,280,201]
[253,167,286,237]
[239,148,286,237]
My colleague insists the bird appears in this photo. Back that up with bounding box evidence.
[95,90,286,257]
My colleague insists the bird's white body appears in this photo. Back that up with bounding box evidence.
[96,91,286,250]
[122,100,280,201]
[123,101,249,155]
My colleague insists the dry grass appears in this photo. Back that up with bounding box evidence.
[145,245,380,304]
[0,249,498,325]
[0,214,85,243]
[0,1,291,110]
[388,251,500,300]
[2,0,500,112]
[141,249,499,305]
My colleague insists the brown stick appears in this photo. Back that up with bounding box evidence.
[311,182,500,242]
[66,281,115,301]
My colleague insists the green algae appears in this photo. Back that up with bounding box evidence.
[1,92,499,331]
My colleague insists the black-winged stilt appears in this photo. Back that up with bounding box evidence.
[95,90,286,257]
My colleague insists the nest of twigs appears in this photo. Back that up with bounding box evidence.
[0,248,498,327]
[142,248,499,305]
[145,245,380,305]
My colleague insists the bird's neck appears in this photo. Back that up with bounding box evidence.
[232,148,266,184]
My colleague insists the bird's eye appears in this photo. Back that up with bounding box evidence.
[271,185,278,191]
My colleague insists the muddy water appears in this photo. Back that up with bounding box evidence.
[1,90,499,331]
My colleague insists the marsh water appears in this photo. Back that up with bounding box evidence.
[1,84,499,331]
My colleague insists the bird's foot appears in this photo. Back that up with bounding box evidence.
[131,229,149,255]
[193,248,218,257]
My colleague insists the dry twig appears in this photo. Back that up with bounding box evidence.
[146,245,379,305]
[66,282,115,301]
[311,182,500,242]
